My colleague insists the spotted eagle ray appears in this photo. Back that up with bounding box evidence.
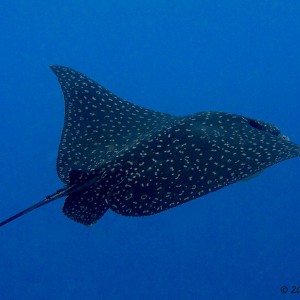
[1,66,299,227]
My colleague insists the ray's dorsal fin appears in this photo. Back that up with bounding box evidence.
[50,66,177,184]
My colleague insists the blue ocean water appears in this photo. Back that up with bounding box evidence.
[1,1,300,299]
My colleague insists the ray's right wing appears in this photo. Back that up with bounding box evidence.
[51,66,177,183]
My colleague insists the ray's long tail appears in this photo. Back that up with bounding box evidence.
[0,186,73,227]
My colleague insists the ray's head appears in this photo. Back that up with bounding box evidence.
[246,117,290,140]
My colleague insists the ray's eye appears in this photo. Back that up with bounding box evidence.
[281,135,290,141]
[248,119,263,131]
[247,118,281,137]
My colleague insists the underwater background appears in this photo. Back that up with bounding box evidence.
[1,1,300,299]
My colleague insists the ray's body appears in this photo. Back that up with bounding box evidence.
[1,66,299,227]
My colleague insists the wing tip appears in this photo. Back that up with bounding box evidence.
[49,65,77,77]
